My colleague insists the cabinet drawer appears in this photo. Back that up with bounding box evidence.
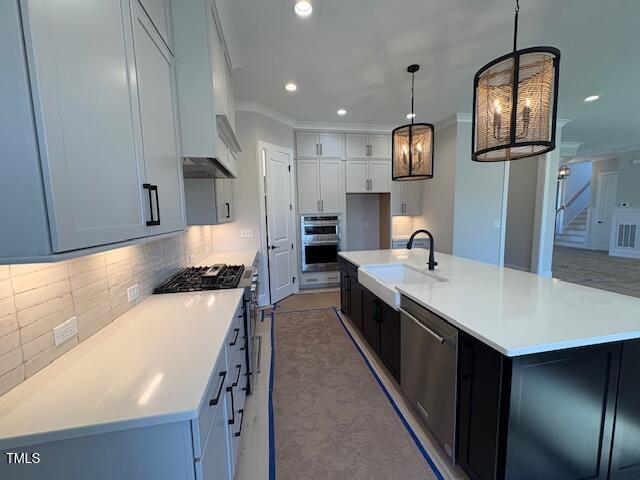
[301,271,340,287]
[195,394,230,480]
[192,352,227,459]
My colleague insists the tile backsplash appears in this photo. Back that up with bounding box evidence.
[392,216,416,238]
[0,226,216,396]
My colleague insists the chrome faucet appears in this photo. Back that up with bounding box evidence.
[406,229,438,270]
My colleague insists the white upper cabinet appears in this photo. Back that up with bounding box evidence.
[296,160,321,214]
[319,160,343,213]
[0,0,186,262]
[214,178,234,223]
[296,132,320,158]
[10,0,149,254]
[171,0,240,161]
[345,134,390,158]
[345,134,369,158]
[369,134,391,158]
[346,160,391,193]
[296,159,343,214]
[138,0,172,49]
[130,0,185,235]
[295,132,344,158]
[369,160,391,193]
[391,180,422,216]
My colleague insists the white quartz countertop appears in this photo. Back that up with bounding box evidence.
[0,289,244,449]
[339,249,640,356]
[197,249,258,267]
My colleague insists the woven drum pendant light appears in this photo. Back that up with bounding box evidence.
[472,0,560,162]
[392,65,434,180]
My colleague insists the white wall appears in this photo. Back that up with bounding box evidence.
[452,121,506,265]
[504,158,539,270]
[211,110,294,303]
[416,122,456,254]
[346,194,381,250]
[615,149,640,207]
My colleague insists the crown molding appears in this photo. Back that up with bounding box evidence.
[434,112,471,132]
[235,101,400,133]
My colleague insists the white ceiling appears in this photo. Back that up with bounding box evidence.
[225,0,640,155]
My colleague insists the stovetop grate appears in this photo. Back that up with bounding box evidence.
[154,265,245,294]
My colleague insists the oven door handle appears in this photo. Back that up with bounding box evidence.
[304,241,340,246]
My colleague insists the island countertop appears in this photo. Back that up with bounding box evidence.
[339,249,640,356]
[0,289,244,449]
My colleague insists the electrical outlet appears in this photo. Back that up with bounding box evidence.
[240,229,254,238]
[53,317,78,346]
[127,284,140,303]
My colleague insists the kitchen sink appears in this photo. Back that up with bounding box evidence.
[358,263,447,308]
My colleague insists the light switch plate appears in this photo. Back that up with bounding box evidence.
[240,229,254,238]
[53,317,78,346]
[127,284,140,303]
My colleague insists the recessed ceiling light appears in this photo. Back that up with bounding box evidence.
[584,95,600,103]
[285,82,297,92]
[294,0,313,17]
[337,109,347,116]
[406,113,416,119]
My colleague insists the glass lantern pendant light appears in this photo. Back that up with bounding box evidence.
[392,64,434,180]
[472,0,560,162]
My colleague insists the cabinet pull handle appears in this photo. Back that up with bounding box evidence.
[227,386,235,425]
[320,200,324,212]
[234,409,245,437]
[143,184,161,226]
[316,143,319,156]
[232,364,242,387]
[317,200,321,212]
[229,327,240,346]
[226,202,231,218]
[319,143,322,156]
[209,371,227,406]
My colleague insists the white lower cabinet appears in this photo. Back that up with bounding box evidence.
[196,402,230,480]
[346,160,391,193]
[391,180,422,216]
[301,271,341,288]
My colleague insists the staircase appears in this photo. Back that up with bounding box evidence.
[555,208,588,247]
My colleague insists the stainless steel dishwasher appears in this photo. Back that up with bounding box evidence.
[400,296,458,461]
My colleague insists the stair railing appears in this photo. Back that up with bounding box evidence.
[555,181,590,235]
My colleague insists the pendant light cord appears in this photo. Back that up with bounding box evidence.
[513,0,520,52]
[410,70,415,125]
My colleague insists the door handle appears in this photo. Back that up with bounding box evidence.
[226,202,230,218]
[209,371,227,406]
[597,220,603,224]
[142,184,161,226]
[269,245,280,250]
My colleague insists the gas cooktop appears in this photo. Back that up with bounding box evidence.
[154,264,245,294]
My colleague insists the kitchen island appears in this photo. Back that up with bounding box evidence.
[339,249,640,480]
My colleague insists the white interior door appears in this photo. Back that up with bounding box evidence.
[595,172,618,250]
[265,144,296,304]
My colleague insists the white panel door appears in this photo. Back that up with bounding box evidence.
[595,172,618,250]
[369,160,392,193]
[296,160,321,214]
[391,181,404,215]
[346,161,368,193]
[131,1,185,235]
[319,160,343,213]
[345,134,368,158]
[403,180,422,215]
[22,0,147,252]
[369,134,391,158]
[266,146,296,304]
[319,133,342,158]
[296,132,319,158]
